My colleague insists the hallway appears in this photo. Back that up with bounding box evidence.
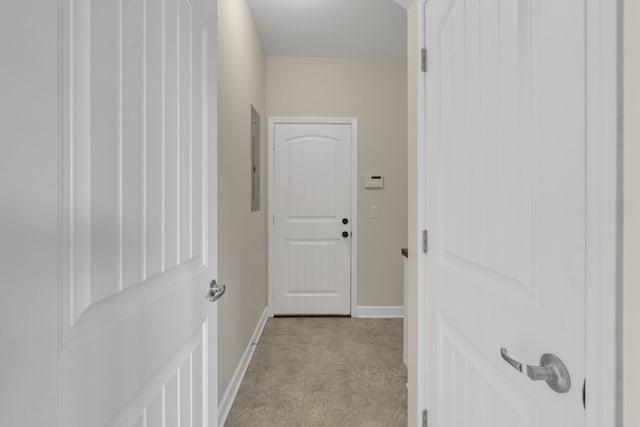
[3,0,633,425]
[225,318,407,427]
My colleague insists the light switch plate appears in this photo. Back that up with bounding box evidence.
[369,205,378,218]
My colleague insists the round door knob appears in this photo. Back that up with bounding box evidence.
[342,231,349,238]
[342,218,349,224]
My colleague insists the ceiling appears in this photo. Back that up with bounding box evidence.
[245,0,408,58]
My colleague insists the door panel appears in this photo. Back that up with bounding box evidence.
[437,319,535,427]
[272,122,352,315]
[94,323,207,427]
[426,0,586,425]
[60,0,216,425]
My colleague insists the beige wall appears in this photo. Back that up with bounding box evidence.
[217,0,267,400]
[266,57,408,307]
[624,0,640,425]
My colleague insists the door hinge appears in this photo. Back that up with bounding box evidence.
[422,409,428,427]
[422,229,428,254]
[421,48,427,72]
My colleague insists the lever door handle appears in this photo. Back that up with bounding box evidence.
[500,348,571,393]
[206,279,226,302]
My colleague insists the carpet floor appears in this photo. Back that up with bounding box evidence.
[224,317,407,427]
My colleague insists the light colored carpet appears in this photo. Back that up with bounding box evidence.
[224,317,407,427]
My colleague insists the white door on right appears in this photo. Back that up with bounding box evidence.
[425,0,586,426]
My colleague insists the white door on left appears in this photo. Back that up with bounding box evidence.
[0,0,220,426]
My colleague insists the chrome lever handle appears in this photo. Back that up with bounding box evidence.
[206,279,226,302]
[500,347,524,371]
[501,348,552,380]
[500,348,571,393]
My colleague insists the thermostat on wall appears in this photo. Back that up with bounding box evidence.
[365,175,384,189]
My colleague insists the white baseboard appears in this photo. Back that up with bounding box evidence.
[355,306,404,318]
[218,307,269,426]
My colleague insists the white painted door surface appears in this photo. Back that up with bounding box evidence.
[272,122,352,315]
[1,0,217,425]
[0,2,61,425]
[425,0,586,426]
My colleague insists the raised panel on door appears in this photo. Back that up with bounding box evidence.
[60,0,215,425]
[425,0,587,425]
[437,319,535,427]
[272,123,352,315]
[439,0,533,302]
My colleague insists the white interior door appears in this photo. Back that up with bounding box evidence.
[270,120,354,315]
[425,0,587,426]
[59,0,219,425]
[1,0,217,425]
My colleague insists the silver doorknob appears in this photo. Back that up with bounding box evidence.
[206,279,226,302]
[500,348,571,393]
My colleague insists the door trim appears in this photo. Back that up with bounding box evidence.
[413,0,621,425]
[583,0,622,424]
[267,117,358,317]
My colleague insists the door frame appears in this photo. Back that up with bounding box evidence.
[412,0,621,425]
[267,117,359,316]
